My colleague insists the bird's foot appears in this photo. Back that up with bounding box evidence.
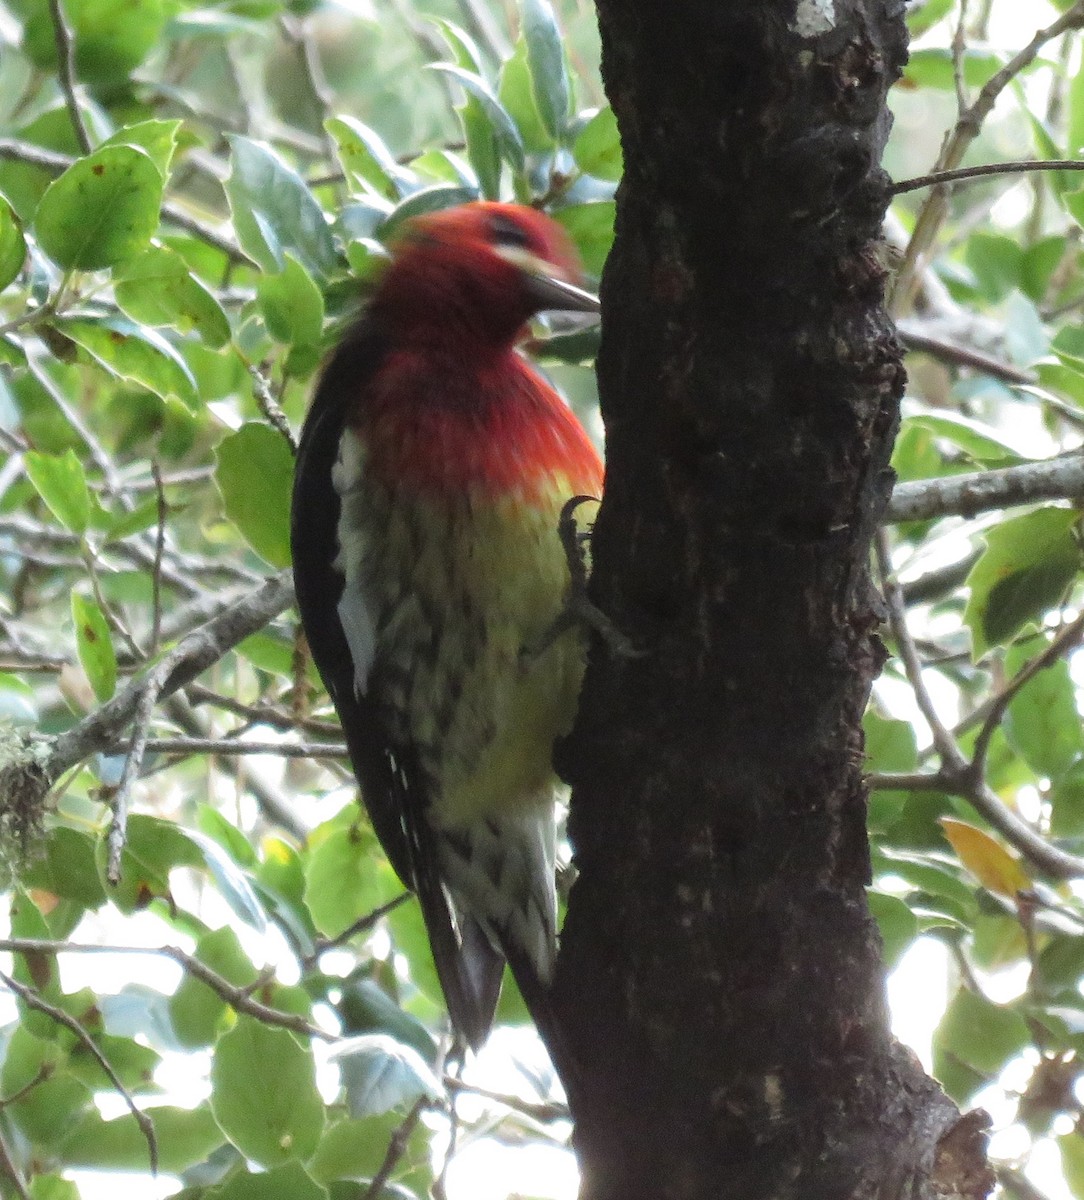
[520,495,643,667]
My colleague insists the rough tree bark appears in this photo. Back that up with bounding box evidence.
[552,2,995,1198]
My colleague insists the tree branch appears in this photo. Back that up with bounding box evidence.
[0,938,336,1042]
[893,158,1084,197]
[0,969,158,1173]
[890,0,1084,314]
[886,456,1084,523]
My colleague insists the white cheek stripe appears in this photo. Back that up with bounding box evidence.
[333,428,377,697]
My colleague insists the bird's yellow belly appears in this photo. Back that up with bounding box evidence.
[336,453,593,827]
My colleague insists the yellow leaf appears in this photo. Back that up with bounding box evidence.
[940,818,1031,898]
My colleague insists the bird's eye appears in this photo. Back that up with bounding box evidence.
[486,213,534,251]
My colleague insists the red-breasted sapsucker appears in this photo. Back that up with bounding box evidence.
[291,202,603,1050]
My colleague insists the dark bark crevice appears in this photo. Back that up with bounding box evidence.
[552,2,993,1198]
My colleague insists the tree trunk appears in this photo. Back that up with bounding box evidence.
[552,2,995,1198]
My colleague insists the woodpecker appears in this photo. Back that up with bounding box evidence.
[291,202,603,1051]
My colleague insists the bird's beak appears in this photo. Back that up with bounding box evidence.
[495,246,601,314]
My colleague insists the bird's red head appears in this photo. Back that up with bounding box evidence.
[372,202,598,351]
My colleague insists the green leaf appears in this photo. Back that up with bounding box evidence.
[0,192,26,291]
[963,508,1081,658]
[61,1106,224,1173]
[213,1164,329,1200]
[169,926,258,1048]
[521,0,570,140]
[333,1034,440,1119]
[256,254,325,349]
[337,976,438,1063]
[379,185,479,240]
[1003,642,1084,780]
[428,65,526,174]
[1060,1132,1084,1200]
[1051,759,1084,838]
[573,106,622,181]
[435,18,501,197]
[499,38,554,156]
[215,423,294,567]
[95,813,202,913]
[905,412,1028,467]
[115,244,230,348]
[24,448,90,534]
[71,591,117,702]
[304,814,402,938]
[867,891,917,969]
[226,136,338,280]
[22,0,165,83]
[964,231,1023,303]
[309,1115,433,1190]
[21,826,106,909]
[934,987,1029,1077]
[56,316,198,408]
[100,119,182,178]
[30,1176,80,1200]
[325,116,405,200]
[211,1016,325,1168]
[906,0,953,37]
[553,200,615,276]
[186,828,268,931]
[902,48,1003,92]
[34,145,163,271]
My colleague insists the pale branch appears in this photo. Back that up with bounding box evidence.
[161,696,312,841]
[890,0,1084,315]
[0,969,158,1173]
[0,938,337,1042]
[107,650,177,883]
[44,572,294,785]
[150,461,166,656]
[141,736,347,758]
[886,456,1084,523]
[893,158,1084,197]
[250,365,299,453]
[876,532,1084,880]
[185,683,342,737]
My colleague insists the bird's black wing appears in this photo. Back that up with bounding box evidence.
[291,316,504,1049]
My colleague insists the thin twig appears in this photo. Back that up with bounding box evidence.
[442,1076,569,1123]
[0,969,158,1174]
[876,532,1084,880]
[107,651,180,883]
[48,0,92,155]
[893,158,1084,196]
[970,611,1084,777]
[0,939,337,1042]
[364,1097,428,1200]
[308,893,411,963]
[250,367,299,454]
[897,321,1035,385]
[150,460,166,657]
[951,0,970,117]
[890,0,1084,314]
[44,573,294,786]
[0,1125,30,1200]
